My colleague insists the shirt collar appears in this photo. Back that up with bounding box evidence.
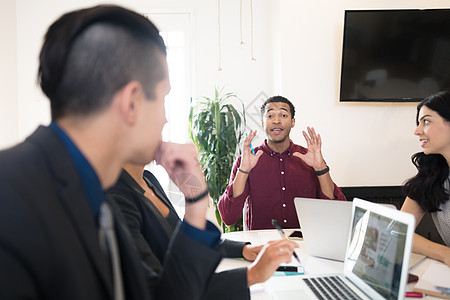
[262,139,294,156]
[49,122,104,216]
[119,169,145,195]
[119,169,165,204]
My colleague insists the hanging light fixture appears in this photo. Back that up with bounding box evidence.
[250,0,256,61]
[217,0,256,71]
[217,0,223,71]
[240,0,245,45]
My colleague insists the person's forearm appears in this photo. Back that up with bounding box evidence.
[412,233,450,266]
[183,196,209,230]
[317,172,335,199]
[183,185,209,230]
[231,171,249,198]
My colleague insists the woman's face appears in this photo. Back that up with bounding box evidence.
[414,105,450,159]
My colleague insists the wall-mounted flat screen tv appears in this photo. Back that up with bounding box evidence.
[340,9,450,102]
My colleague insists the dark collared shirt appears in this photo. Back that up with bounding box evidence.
[49,122,104,217]
[218,139,346,230]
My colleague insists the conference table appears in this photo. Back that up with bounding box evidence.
[218,229,443,300]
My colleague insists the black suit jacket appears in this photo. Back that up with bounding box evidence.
[0,126,222,299]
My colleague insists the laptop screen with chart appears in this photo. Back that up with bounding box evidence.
[342,198,414,299]
[273,198,415,300]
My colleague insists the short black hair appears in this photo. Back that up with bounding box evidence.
[38,5,167,120]
[260,95,295,119]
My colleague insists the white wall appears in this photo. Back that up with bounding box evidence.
[279,0,450,187]
[0,0,18,149]
[1,0,449,187]
[1,0,279,145]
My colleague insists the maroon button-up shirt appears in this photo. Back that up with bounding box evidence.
[218,140,346,230]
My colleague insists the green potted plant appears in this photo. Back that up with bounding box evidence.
[188,87,246,232]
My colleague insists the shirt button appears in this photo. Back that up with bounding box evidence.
[281,171,284,175]
[282,187,286,191]
[280,158,283,161]
[284,219,287,223]
[283,203,286,207]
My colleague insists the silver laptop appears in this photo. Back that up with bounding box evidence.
[294,197,353,261]
[279,198,415,300]
[294,198,397,262]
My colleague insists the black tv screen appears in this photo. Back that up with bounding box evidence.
[340,9,450,102]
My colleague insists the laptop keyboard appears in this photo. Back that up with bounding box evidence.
[303,276,363,300]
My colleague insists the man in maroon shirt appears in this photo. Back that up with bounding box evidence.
[218,96,346,230]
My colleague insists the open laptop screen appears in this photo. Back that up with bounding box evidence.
[345,207,409,299]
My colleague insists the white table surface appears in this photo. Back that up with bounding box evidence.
[218,229,443,300]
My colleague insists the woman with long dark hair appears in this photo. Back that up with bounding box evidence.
[401,91,450,267]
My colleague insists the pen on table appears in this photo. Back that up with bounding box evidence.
[245,133,256,155]
[271,219,301,264]
[405,292,423,298]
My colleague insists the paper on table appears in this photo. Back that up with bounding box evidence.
[409,252,426,269]
[414,262,450,299]
[270,289,310,299]
[257,231,283,243]
[250,283,266,294]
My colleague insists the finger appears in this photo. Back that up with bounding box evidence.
[246,131,252,140]
[317,133,322,148]
[292,152,304,160]
[153,141,164,164]
[154,142,168,165]
[273,239,299,251]
[277,246,295,255]
[268,240,289,252]
[302,130,311,146]
[308,127,317,144]
[156,150,172,170]
[159,144,199,177]
[164,143,190,165]
[254,150,263,160]
[243,132,254,152]
[265,242,282,254]
[250,130,257,142]
[274,248,296,265]
[281,254,295,264]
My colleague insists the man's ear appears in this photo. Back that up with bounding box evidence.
[118,81,143,125]
[291,117,295,128]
